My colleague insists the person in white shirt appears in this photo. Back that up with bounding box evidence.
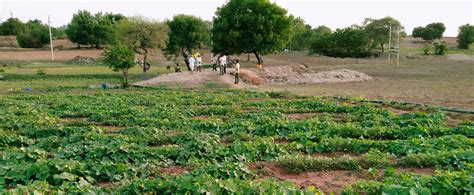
[218,54,227,75]
[188,56,196,73]
[234,60,240,84]
[196,55,203,72]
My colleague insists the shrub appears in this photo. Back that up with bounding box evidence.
[102,44,136,87]
[434,41,447,55]
[16,20,50,48]
[36,68,46,75]
[422,44,430,55]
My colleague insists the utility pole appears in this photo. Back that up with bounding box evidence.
[48,15,54,61]
[388,24,392,60]
[397,26,400,67]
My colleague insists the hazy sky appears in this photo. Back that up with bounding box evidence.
[0,0,472,37]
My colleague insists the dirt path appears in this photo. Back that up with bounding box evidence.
[447,54,474,61]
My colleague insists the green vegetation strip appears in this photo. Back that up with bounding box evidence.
[0,89,472,193]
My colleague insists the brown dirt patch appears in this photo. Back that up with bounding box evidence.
[386,107,415,115]
[274,138,292,144]
[160,166,189,175]
[252,162,366,194]
[246,97,274,102]
[445,113,474,127]
[0,49,101,61]
[59,117,87,124]
[230,69,265,85]
[192,115,209,119]
[286,112,321,119]
[95,125,125,131]
[396,167,435,175]
[257,65,372,84]
[97,182,118,188]
[311,152,358,158]
[241,109,254,113]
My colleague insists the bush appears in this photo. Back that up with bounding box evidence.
[16,20,50,48]
[310,26,375,58]
[102,44,136,86]
[36,68,46,75]
[422,44,430,55]
[434,41,447,55]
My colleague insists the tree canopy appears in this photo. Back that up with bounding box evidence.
[412,22,446,41]
[287,17,314,51]
[102,44,136,87]
[363,16,403,53]
[211,0,293,65]
[66,10,125,48]
[116,16,168,73]
[164,14,210,60]
[310,25,374,58]
[456,24,474,49]
[0,17,27,36]
[16,20,50,48]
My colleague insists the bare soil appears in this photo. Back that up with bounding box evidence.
[192,115,210,119]
[256,65,372,84]
[286,112,322,119]
[160,166,189,175]
[252,163,367,194]
[59,117,87,124]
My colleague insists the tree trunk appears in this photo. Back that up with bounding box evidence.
[142,48,149,80]
[247,53,250,61]
[181,50,191,71]
[254,52,263,65]
[380,43,385,53]
[123,69,129,87]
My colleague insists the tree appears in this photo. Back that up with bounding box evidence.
[457,24,474,49]
[66,10,124,48]
[0,17,27,36]
[102,44,136,87]
[116,16,168,74]
[287,17,314,51]
[412,27,424,39]
[16,20,49,48]
[310,25,373,58]
[52,25,67,39]
[66,10,96,47]
[412,22,446,41]
[363,16,403,53]
[164,14,210,70]
[309,26,332,55]
[212,0,293,65]
[91,12,125,47]
[333,25,373,58]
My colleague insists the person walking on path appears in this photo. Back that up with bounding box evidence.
[196,55,203,72]
[219,54,227,75]
[234,60,240,84]
[211,55,218,71]
[188,56,196,74]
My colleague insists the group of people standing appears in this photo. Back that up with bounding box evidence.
[187,53,203,73]
[186,53,240,84]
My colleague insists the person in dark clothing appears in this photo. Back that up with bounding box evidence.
[175,63,182,72]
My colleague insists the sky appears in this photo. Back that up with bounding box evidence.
[0,0,472,37]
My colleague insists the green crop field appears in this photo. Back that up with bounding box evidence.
[0,87,472,194]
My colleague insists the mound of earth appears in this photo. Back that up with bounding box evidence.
[67,56,99,64]
[133,70,248,89]
[257,65,372,84]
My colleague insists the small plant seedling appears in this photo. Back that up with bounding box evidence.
[36,68,46,75]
